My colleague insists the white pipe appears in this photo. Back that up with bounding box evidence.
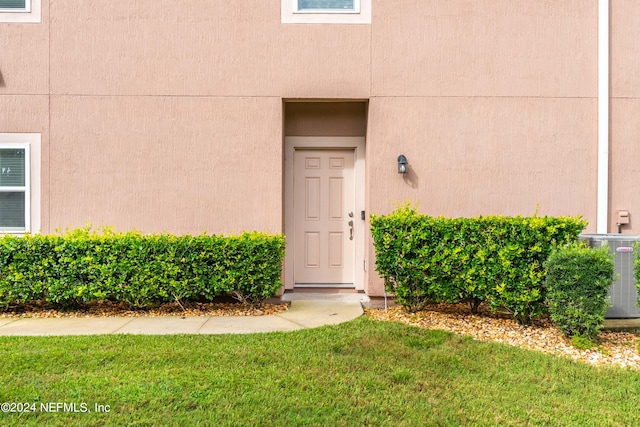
[597,0,609,233]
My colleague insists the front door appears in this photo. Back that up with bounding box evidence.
[293,149,355,285]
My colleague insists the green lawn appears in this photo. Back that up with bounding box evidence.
[1,317,639,426]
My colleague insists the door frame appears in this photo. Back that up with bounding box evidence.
[284,136,366,291]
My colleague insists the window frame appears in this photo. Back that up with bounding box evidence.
[0,0,40,23]
[282,0,370,24]
[0,143,30,234]
[0,134,40,235]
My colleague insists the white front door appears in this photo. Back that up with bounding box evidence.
[293,149,355,285]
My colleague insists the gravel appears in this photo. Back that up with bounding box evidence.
[365,304,640,370]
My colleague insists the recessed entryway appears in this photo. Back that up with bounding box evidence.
[283,100,367,291]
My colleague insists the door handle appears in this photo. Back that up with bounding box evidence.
[348,219,354,240]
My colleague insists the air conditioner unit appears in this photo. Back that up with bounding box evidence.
[580,234,640,318]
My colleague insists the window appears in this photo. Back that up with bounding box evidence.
[0,146,29,233]
[0,134,40,234]
[282,0,370,24]
[0,0,40,23]
[0,0,30,12]
[296,0,359,13]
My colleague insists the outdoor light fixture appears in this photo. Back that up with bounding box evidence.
[397,154,407,174]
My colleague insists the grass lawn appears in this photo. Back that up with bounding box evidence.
[1,317,639,426]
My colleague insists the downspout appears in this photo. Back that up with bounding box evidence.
[597,0,609,233]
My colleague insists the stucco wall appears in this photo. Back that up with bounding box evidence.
[610,0,640,234]
[367,0,597,221]
[2,1,602,232]
[1,1,637,296]
[371,0,597,98]
[0,8,49,94]
[367,97,597,219]
[49,96,283,234]
[48,0,370,99]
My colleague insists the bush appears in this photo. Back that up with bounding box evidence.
[544,244,615,340]
[0,234,55,306]
[370,204,586,323]
[368,206,445,311]
[0,227,285,308]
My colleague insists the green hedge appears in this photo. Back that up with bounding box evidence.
[0,228,285,308]
[370,205,586,324]
[544,244,615,340]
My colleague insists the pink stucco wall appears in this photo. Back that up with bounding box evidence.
[367,97,597,219]
[48,1,370,99]
[371,0,596,98]
[0,15,49,94]
[1,1,638,295]
[49,96,283,234]
[610,0,640,234]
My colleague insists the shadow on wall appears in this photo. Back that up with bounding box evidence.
[402,165,419,189]
[0,70,4,87]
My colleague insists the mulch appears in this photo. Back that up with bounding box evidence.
[365,303,640,370]
[0,299,289,319]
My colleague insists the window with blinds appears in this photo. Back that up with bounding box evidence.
[297,0,356,11]
[283,0,368,23]
[0,147,29,231]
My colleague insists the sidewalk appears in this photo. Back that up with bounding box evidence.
[0,293,368,336]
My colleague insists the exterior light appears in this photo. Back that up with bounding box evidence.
[397,154,407,174]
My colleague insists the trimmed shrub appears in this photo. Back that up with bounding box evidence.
[370,204,586,323]
[0,227,285,308]
[544,244,615,340]
[0,234,55,306]
[368,206,447,311]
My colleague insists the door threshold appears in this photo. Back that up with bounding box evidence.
[281,291,369,303]
[294,283,355,289]
[289,286,360,294]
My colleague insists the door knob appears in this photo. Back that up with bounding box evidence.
[348,219,354,240]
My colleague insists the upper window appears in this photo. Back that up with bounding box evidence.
[282,0,370,24]
[296,0,359,13]
[0,0,30,12]
[0,0,40,23]
[0,134,40,235]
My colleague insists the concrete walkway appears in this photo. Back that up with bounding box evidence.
[0,293,368,336]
